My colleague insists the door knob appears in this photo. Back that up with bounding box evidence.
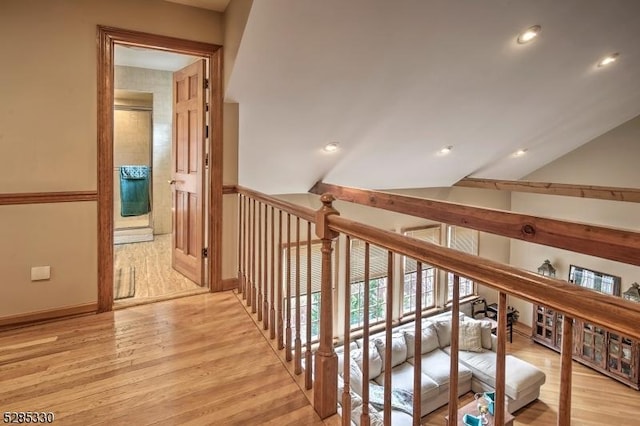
[168,180,176,185]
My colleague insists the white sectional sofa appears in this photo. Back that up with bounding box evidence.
[337,311,546,425]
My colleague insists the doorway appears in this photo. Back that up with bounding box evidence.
[97,26,223,312]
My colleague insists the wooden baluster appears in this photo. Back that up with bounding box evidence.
[342,235,352,425]
[247,198,254,308]
[286,213,292,362]
[252,199,258,312]
[305,221,313,389]
[237,194,243,295]
[313,193,339,419]
[263,204,269,330]
[448,274,460,424]
[412,262,422,426]
[257,202,263,321]
[243,195,249,299]
[270,206,276,340]
[295,216,302,374]
[495,291,507,425]
[383,250,393,426]
[558,315,574,426]
[277,210,284,350]
[361,242,371,426]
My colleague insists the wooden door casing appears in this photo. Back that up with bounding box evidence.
[172,59,206,286]
[98,27,223,313]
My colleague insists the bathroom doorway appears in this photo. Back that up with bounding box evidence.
[112,46,206,305]
[97,27,223,312]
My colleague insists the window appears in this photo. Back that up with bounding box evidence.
[349,240,390,329]
[446,225,478,300]
[402,226,440,314]
[403,267,436,314]
[290,291,321,344]
[284,241,326,344]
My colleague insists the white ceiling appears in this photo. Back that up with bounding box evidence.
[226,0,640,194]
[115,45,200,72]
[164,0,230,12]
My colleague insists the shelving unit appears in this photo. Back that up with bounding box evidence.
[532,265,640,390]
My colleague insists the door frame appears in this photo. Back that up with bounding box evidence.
[97,26,223,312]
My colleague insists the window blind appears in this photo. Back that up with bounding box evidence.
[446,225,478,299]
[404,226,440,273]
[285,242,328,296]
[350,239,389,283]
[447,225,478,255]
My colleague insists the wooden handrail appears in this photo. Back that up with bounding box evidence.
[326,214,640,340]
[310,181,640,267]
[237,185,316,223]
[233,185,640,424]
[455,177,640,203]
[223,184,237,194]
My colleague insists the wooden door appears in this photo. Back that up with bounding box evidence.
[171,59,206,285]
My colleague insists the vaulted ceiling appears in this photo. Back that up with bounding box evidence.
[228,1,640,194]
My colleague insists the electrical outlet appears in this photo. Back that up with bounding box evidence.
[31,266,51,281]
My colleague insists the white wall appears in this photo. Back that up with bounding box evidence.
[509,114,640,326]
[115,66,174,235]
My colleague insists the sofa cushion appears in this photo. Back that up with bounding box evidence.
[352,402,384,426]
[479,320,494,350]
[433,319,453,347]
[459,321,483,352]
[373,362,440,402]
[337,373,365,410]
[403,323,440,357]
[345,357,365,396]
[447,349,546,400]
[407,348,473,387]
[463,317,494,350]
[352,342,383,380]
[336,341,360,376]
[374,334,408,370]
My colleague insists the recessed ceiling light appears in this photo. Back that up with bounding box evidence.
[517,25,541,44]
[438,146,453,155]
[513,148,528,157]
[597,53,620,68]
[323,142,339,153]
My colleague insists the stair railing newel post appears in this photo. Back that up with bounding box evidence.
[313,193,340,419]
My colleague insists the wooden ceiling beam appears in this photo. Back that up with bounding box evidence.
[309,181,640,267]
[455,177,640,203]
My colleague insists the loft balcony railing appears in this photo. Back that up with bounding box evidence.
[228,184,640,426]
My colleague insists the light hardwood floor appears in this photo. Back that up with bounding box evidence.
[0,292,322,425]
[2,294,639,425]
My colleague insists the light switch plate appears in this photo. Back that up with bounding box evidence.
[31,266,51,281]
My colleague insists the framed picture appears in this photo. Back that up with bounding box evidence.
[568,265,621,296]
